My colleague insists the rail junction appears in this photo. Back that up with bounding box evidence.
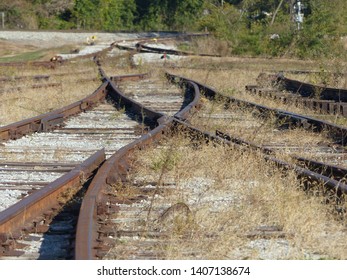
[0,32,346,260]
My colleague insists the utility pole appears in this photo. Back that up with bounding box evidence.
[293,1,305,30]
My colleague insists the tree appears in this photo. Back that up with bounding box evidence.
[73,0,135,31]
[138,0,204,31]
[73,0,98,29]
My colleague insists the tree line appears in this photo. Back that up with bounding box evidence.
[0,0,346,58]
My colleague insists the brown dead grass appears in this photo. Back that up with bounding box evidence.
[0,40,37,58]
[2,37,347,260]
[127,134,347,260]
[168,63,347,126]
[0,62,100,125]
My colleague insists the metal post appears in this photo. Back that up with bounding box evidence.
[294,1,304,30]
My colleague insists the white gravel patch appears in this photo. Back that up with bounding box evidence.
[0,31,180,59]
[0,171,62,182]
[0,31,161,47]
[231,239,293,260]
[0,189,26,212]
[145,43,176,50]
[132,53,183,66]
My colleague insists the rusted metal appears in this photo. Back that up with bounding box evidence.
[0,60,62,69]
[216,129,347,187]
[0,74,50,82]
[100,72,165,128]
[0,83,62,94]
[170,73,347,145]
[135,42,221,57]
[0,149,105,254]
[75,121,172,260]
[165,72,201,121]
[167,75,347,194]
[113,32,210,53]
[75,69,202,260]
[0,81,108,141]
[75,71,347,260]
[246,85,347,117]
[275,73,347,102]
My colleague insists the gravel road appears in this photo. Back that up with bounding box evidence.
[0,30,164,47]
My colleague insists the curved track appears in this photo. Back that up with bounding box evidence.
[74,70,347,259]
[1,32,347,260]
[0,61,191,259]
[246,73,347,117]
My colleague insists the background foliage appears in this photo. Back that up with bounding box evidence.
[0,0,346,58]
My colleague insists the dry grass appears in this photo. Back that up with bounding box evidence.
[128,134,347,260]
[169,63,347,126]
[2,37,347,260]
[190,99,332,145]
[0,61,100,125]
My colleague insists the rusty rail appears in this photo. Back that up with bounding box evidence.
[0,81,108,141]
[216,130,347,188]
[245,85,347,117]
[168,74,347,179]
[0,61,62,69]
[105,75,165,128]
[74,70,202,259]
[165,72,201,121]
[136,42,220,57]
[172,73,347,145]
[276,73,347,102]
[75,71,347,259]
[0,149,105,253]
[172,118,347,195]
[0,74,50,82]
[75,121,171,259]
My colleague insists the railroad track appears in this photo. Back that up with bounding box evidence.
[0,59,191,258]
[1,33,347,260]
[0,32,203,260]
[246,73,347,118]
[170,73,347,167]
[2,66,346,259]
[73,71,347,260]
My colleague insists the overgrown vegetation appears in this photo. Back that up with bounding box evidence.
[0,0,346,59]
[111,134,347,259]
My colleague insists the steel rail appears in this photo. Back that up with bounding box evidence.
[164,72,201,120]
[101,70,165,128]
[166,74,347,192]
[215,130,347,182]
[0,149,105,253]
[170,73,347,145]
[0,74,50,82]
[135,42,221,57]
[0,61,62,68]
[275,73,347,102]
[0,82,62,94]
[171,119,347,195]
[75,71,347,259]
[111,32,203,50]
[0,81,108,141]
[74,69,202,260]
[75,121,171,259]
[0,34,195,258]
[245,84,347,117]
